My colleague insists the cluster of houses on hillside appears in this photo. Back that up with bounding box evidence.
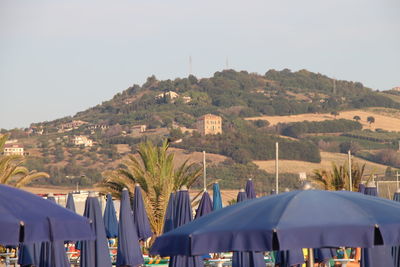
[155,91,192,104]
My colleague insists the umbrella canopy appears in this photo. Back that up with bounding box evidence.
[393,192,400,267]
[194,191,213,219]
[0,185,93,245]
[80,194,112,267]
[169,189,204,267]
[66,193,76,213]
[362,185,395,267]
[116,188,143,267]
[245,179,256,199]
[103,193,118,239]
[151,190,400,256]
[212,182,223,211]
[163,193,175,234]
[232,190,264,267]
[132,184,153,241]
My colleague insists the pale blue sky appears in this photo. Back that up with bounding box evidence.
[1,0,399,129]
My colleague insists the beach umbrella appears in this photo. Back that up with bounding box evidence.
[245,179,256,199]
[66,192,76,212]
[0,184,93,245]
[232,190,264,267]
[132,184,153,241]
[103,193,118,239]
[274,250,305,267]
[116,188,144,267]
[18,243,41,266]
[361,184,395,267]
[194,191,213,219]
[163,193,175,234]
[151,190,400,258]
[393,191,400,267]
[169,188,204,267]
[212,182,222,211]
[80,192,112,267]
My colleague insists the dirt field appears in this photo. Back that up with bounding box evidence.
[253,151,391,177]
[246,108,400,132]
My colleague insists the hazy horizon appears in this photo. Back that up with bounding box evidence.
[1,0,399,129]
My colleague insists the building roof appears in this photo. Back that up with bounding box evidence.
[4,143,24,148]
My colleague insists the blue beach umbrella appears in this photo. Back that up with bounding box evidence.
[163,193,175,234]
[212,182,223,211]
[194,191,213,219]
[169,188,204,267]
[232,189,264,267]
[132,184,153,241]
[103,193,118,239]
[358,184,366,194]
[66,192,76,212]
[245,179,256,199]
[116,188,144,267]
[18,243,41,266]
[393,191,400,267]
[275,250,305,267]
[151,190,400,257]
[80,193,112,267]
[362,184,395,267]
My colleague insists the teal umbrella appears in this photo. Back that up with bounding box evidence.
[212,182,222,211]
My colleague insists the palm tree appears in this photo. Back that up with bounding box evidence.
[312,160,365,191]
[0,135,49,187]
[99,139,202,237]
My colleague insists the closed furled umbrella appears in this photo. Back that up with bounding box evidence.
[194,191,213,219]
[18,243,41,267]
[232,189,264,267]
[169,188,204,267]
[132,184,152,241]
[80,192,112,267]
[212,182,222,211]
[163,193,175,234]
[103,193,118,239]
[362,183,395,267]
[66,193,76,213]
[245,179,256,199]
[393,191,400,267]
[151,189,400,267]
[116,188,144,267]
[274,250,305,267]
[358,184,366,194]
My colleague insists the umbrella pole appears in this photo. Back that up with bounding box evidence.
[203,151,206,191]
[307,248,314,267]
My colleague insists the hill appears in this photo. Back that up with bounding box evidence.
[4,68,400,189]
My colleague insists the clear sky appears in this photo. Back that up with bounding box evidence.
[1,0,399,129]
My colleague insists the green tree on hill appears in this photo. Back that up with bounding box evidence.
[367,116,375,126]
[353,115,361,122]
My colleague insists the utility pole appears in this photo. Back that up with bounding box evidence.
[275,142,279,194]
[397,171,399,192]
[203,151,207,191]
[348,150,352,191]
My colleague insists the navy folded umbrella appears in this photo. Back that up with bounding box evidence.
[18,243,41,266]
[163,193,175,234]
[361,185,395,267]
[0,185,93,245]
[169,189,204,267]
[212,182,223,211]
[151,190,400,257]
[66,192,76,212]
[103,193,118,239]
[358,184,366,194]
[194,191,213,219]
[132,184,153,241]
[80,193,112,267]
[393,191,400,267]
[245,179,256,199]
[275,250,305,267]
[232,190,264,267]
[116,188,144,267]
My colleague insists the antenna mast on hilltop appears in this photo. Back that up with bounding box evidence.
[189,56,193,76]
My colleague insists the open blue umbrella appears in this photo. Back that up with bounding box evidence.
[103,193,118,239]
[362,185,395,267]
[116,188,144,267]
[212,182,222,211]
[163,193,175,234]
[194,191,213,219]
[132,184,153,241]
[169,189,204,267]
[0,185,93,245]
[232,190,264,267]
[80,193,112,267]
[151,190,400,257]
[66,192,76,212]
[245,179,256,199]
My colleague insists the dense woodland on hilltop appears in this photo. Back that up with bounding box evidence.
[3,69,399,188]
